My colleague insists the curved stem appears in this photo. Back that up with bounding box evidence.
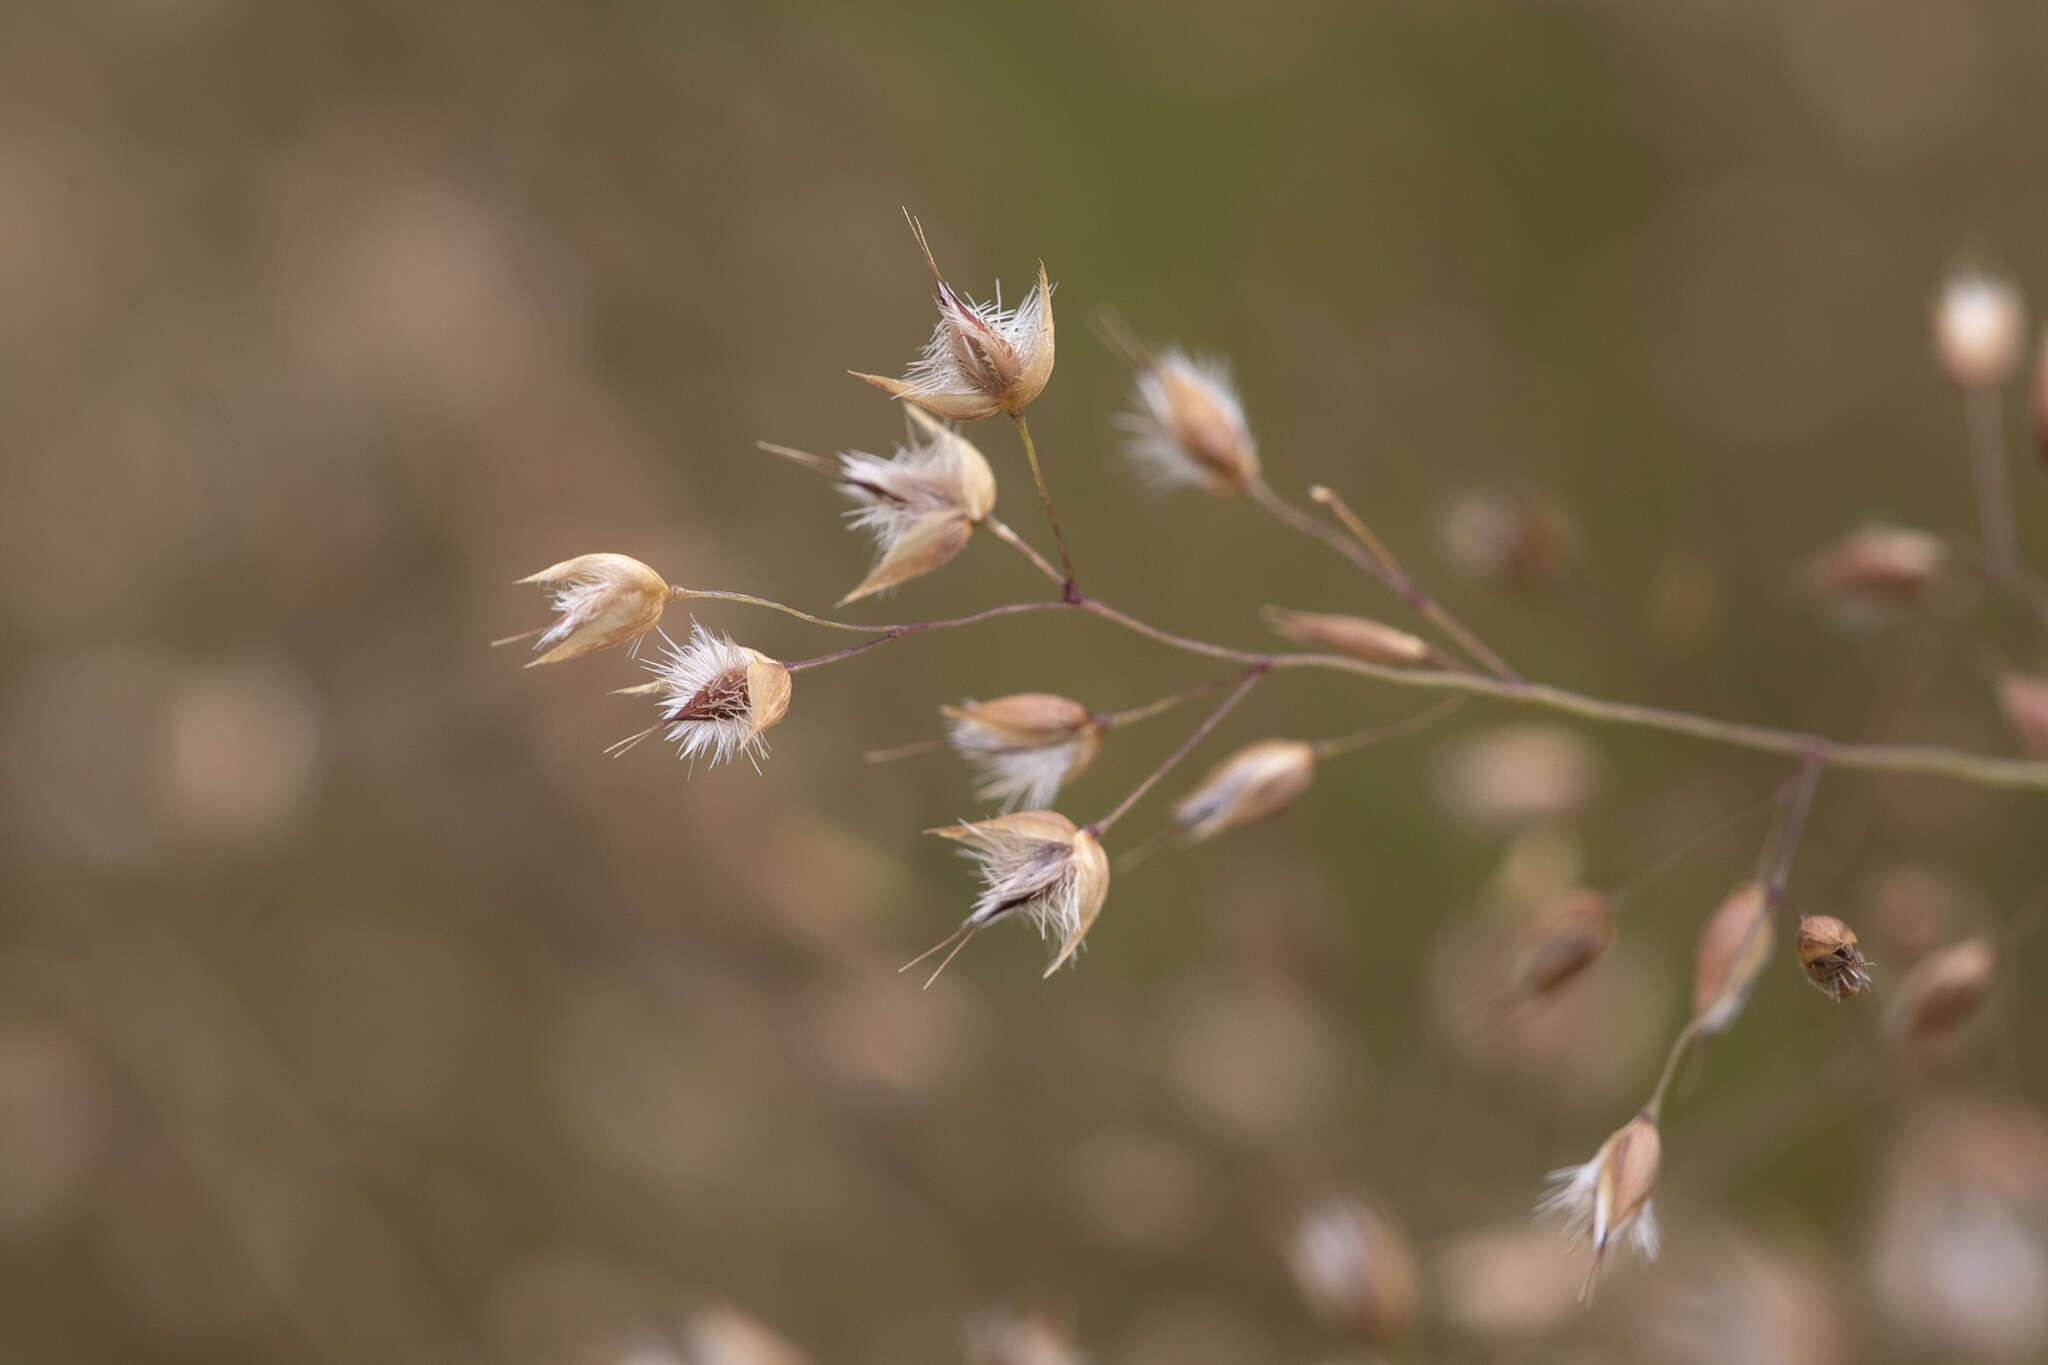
[1311,697,1467,759]
[1260,654,2048,791]
[1311,483,1522,684]
[1964,386,2018,583]
[785,636,899,672]
[1097,671,1251,729]
[1644,1018,1703,1125]
[1762,751,1824,908]
[1013,415,1077,597]
[1245,475,1519,682]
[1090,665,1267,835]
[672,587,1064,637]
[678,586,2048,793]
[1607,784,1785,912]
[984,517,1066,588]
[1074,597,1270,664]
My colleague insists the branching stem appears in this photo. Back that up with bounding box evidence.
[1012,415,1077,597]
[1089,665,1267,835]
[685,574,2048,793]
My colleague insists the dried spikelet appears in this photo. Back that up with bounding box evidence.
[1170,739,1317,844]
[852,214,1053,421]
[1934,270,2024,389]
[608,625,791,769]
[1885,936,1996,1050]
[1803,525,1946,606]
[1285,1195,1424,1341]
[942,693,1103,809]
[914,812,1109,983]
[1997,672,2048,759]
[1692,880,1774,1035]
[1794,914,1873,1002]
[1508,888,1614,1002]
[1536,1113,1662,1301]
[1434,724,1602,832]
[762,409,997,604]
[1115,347,1260,495]
[1439,485,1580,591]
[1262,606,1437,668]
[499,553,670,665]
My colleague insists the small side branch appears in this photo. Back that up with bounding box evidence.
[1090,665,1267,835]
[1013,415,1078,598]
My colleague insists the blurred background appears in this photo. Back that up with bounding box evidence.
[6,0,2048,1361]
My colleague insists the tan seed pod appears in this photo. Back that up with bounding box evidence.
[838,512,975,605]
[1117,348,1260,495]
[1934,270,2024,389]
[1885,936,1996,1049]
[1439,485,1580,591]
[1285,1196,1424,1341]
[608,626,792,769]
[500,552,671,665]
[1170,738,1317,844]
[1803,525,1946,605]
[1795,914,1874,1002]
[1997,672,2048,759]
[1508,888,1614,1001]
[942,693,1103,809]
[852,215,1053,421]
[1261,606,1437,668]
[1537,1113,1662,1301]
[743,651,793,739]
[914,811,1110,982]
[1692,880,1775,1034]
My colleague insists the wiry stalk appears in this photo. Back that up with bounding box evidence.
[1310,483,1522,685]
[692,574,2048,793]
[1310,697,1467,759]
[1089,665,1267,835]
[1012,415,1077,597]
[1964,385,2019,583]
[1245,474,1518,682]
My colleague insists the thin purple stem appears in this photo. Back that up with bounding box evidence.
[1089,664,1267,836]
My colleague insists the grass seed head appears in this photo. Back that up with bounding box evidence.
[1795,914,1873,1002]
[1261,606,1436,668]
[1692,880,1775,1035]
[1439,485,1580,591]
[506,552,670,665]
[609,624,791,769]
[1116,348,1260,495]
[1885,935,1996,1051]
[1510,888,1614,1001]
[942,693,1103,809]
[1537,1113,1662,1302]
[1803,524,1946,608]
[1285,1196,1424,1341]
[832,408,997,604]
[917,812,1109,982]
[1996,672,2048,759]
[852,214,1054,421]
[1934,270,2024,389]
[1170,738,1317,844]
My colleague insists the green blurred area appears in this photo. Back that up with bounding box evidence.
[4,1,2048,1361]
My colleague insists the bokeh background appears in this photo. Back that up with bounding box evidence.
[6,1,2048,1361]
